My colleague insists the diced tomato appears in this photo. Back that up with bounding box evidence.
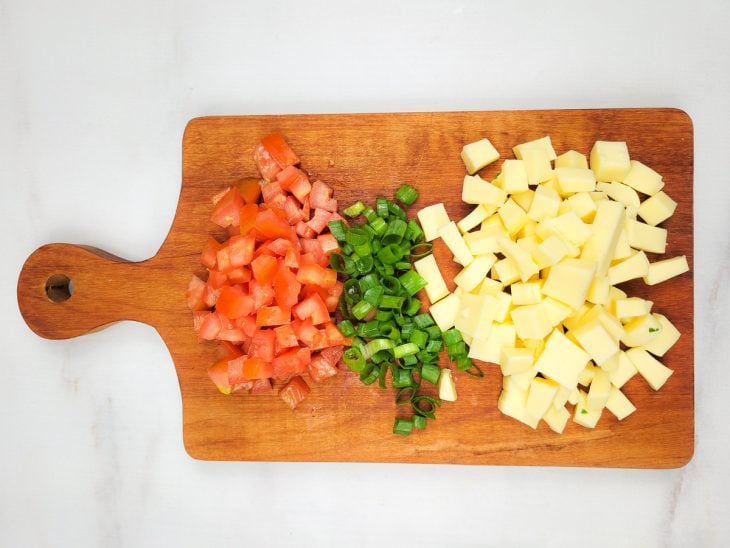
[274,266,301,309]
[196,311,223,341]
[306,208,333,234]
[317,233,340,255]
[249,279,274,308]
[297,263,337,289]
[309,352,339,382]
[253,143,281,181]
[309,180,337,212]
[242,356,274,379]
[261,180,285,204]
[250,378,273,394]
[219,340,244,359]
[295,221,316,239]
[284,247,300,269]
[300,239,326,266]
[291,318,318,346]
[276,165,307,190]
[206,269,228,289]
[256,305,291,327]
[273,324,299,348]
[211,187,244,228]
[248,329,276,362]
[324,281,343,312]
[227,356,249,385]
[216,246,233,273]
[261,133,300,170]
[226,267,251,284]
[216,285,254,319]
[301,196,311,221]
[208,359,233,395]
[324,322,350,346]
[239,203,259,235]
[279,376,310,409]
[237,178,262,204]
[321,345,344,367]
[282,195,304,224]
[186,275,207,311]
[201,237,222,269]
[255,208,295,241]
[218,328,246,342]
[273,347,311,380]
[228,234,256,267]
[251,254,278,285]
[310,329,330,350]
[203,284,221,307]
[236,315,257,338]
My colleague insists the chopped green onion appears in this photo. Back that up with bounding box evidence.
[327,220,347,242]
[447,341,468,359]
[363,286,384,307]
[456,356,473,371]
[388,201,406,220]
[393,417,413,436]
[343,200,366,217]
[412,395,440,419]
[375,309,393,322]
[398,270,428,296]
[401,355,418,367]
[408,329,428,349]
[365,338,395,357]
[363,206,377,223]
[380,294,404,309]
[421,363,441,384]
[357,320,380,339]
[426,339,443,353]
[392,367,415,388]
[441,328,463,346]
[337,320,356,337]
[361,366,379,385]
[393,342,419,359]
[395,386,416,405]
[382,219,407,245]
[394,183,419,205]
[403,297,422,316]
[426,325,442,340]
[413,313,435,328]
[352,300,374,320]
[378,363,389,389]
[407,219,424,242]
[343,347,366,373]
[377,243,404,264]
[369,216,387,235]
[413,414,427,430]
[465,362,484,378]
[376,197,389,218]
[353,243,371,257]
[345,226,369,246]
[410,242,433,258]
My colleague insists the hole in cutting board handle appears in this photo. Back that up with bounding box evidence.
[45,274,73,303]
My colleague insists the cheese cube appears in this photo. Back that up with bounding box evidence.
[417,203,450,242]
[642,313,680,357]
[555,149,588,169]
[526,377,559,419]
[541,296,573,327]
[605,386,636,420]
[493,291,513,323]
[454,254,497,293]
[429,292,461,331]
[500,347,534,376]
[587,369,611,411]
[589,190,609,202]
[510,281,543,305]
[643,255,689,285]
[498,237,540,282]
[541,258,597,310]
[553,386,571,408]
[540,211,592,248]
[607,285,628,317]
[567,388,580,405]
[625,219,667,254]
[580,200,624,276]
[521,148,553,185]
[527,184,561,222]
[511,190,535,213]
[511,303,552,340]
[438,368,457,402]
[457,204,494,233]
[607,351,638,388]
[498,389,539,429]
[414,254,449,304]
[613,228,633,261]
[590,141,631,182]
[532,235,570,269]
[478,277,503,296]
[513,136,557,161]
[493,257,520,285]
[623,160,664,196]
[621,314,661,347]
[535,329,590,388]
[468,322,516,364]
[516,234,540,255]
[555,167,597,194]
[586,275,610,305]
[461,138,500,174]
[439,221,474,266]
[607,251,650,285]
[626,347,673,390]
[498,198,529,236]
[637,191,677,226]
[615,297,652,321]
[504,367,538,392]
[577,362,599,387]
[573,389,603,428]
[455,294,499,342]
[464,230,501,256]
[500,159,529,193]
[543,403,571,434]
[576,304,625,343]
[462,175,507,206]
[566,192,597,222]
[571,319,620,365]
[596,181,641,208]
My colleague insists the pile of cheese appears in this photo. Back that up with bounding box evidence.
[414,136,688,433]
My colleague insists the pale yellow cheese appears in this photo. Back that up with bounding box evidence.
[625,219,667,254]
[571,319,620,365]
[462,175,507,206]
[577,362,599,387]
[457,204,494,233]
[538,211,592,248]
[498,388,539,429]
[626,347,673,390]
[541,296,573,327]
[438,221,474,266]
[511,190,535,213]
[586,275,610,305]
[456,294,499,342]
[468,322,516,364]
[555,149,588,169]
[555,167,597,194]
[612,228,633,261]
[637,191,677,226]
[535,328,590,388]
[607,251,650,285]
[477,277,503,296]
[642,313,680,357]
[498,198,529,236]
[541,258,597,310]
[500,159,529,193]
[461,137,500,175]
[643,255,689,285]
[521,148,553,185]
[552,386,571,408]
[510,281,543,305]
[511,303,553,340]
[623,160,664,196]
[566,192,597,222]
[498,237,540,282]
[513,136,557,161]
[607,351,638,388]
[573,389,603,428]
[580,200,624,276]
[586,369,611,411]
[590,141,631,182]
[614,297,653,321]
[492,257,520,285]
[526,377,559,419]
[576,305,625,343]
[500,347,534,375]
[428,292,461,331]
[414,254,449,304]
[504,367,538,392]
[527,184,561,222]
[605,386,636,420]
[532,235,570,269]
[595,181,641,209]
[621,314,661,347]
[417,203,451,242]
[543,403,571,433]
[454,254,497,292]
[463,229,502,256]
[493,291,513,323]
[438,368,457,402]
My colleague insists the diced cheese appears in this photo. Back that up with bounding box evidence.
[535,328,590,388]
[607,351,638,388]
[605,386,636,420]
[498,388,539,429]
[463,229,501,255]
[457,204,493,233]
[586,275,610,305]
[637,191,677,226]
[623,160,664,196]
[626,347,673,390]
[454,254,497,292]
[429,292,461,331]
[468,322,516,364]
[567,388,580,405]
[504,367,538,392]
[621,313,661,347]
[527,184,561,222]
[438,368,457,402]
[587,369,611,411]
[492,257,520,285]
[555,167,597,194]
[414,254,449,304]
[573,389,603,428]
[595,181,641,209]
[580,200,624,276]
[533,235,570,269]
[571,319,620,365]
[498,237,540,282]
[461,137,500,175]
[462,175,507,206]
[577,362,599,387]
[499,159,529,193]
[590,141,631,183]
[612,228,633,261]
[541,296,573,327]
[510,303,553,340]
[438,221,474,266]
[614,297,653,320]
[500,347,534,375]
[553,386,571,408]
[625,219,667,254]
[521,148,553,185]
[643,255,689,285]
[642,313,680,357]
[456,295,499,341]
[511,190,535,213]
[417,203,450,242]
[540,211,592,248]
[607,251,650,285]
[513,136,557,161]
[566,192,597,222]
[543,403,571,433]
[510,281,543,305]
[477,277,502,296]
[493,291,513,323]
[577,304,625,343]
[555,149,588,169]
[498,198,529,236]
[541,258,597,310]
[526,377,559,419]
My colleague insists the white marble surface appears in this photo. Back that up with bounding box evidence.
[2,1,729,546]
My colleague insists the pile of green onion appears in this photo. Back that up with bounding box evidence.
[327,184,481,435]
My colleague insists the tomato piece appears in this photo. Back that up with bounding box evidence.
[203,284,221,307]
[219,340,244,359]
[251,254,278,285]
[255,208,295,241]
[261,133,300,169]
[253,143,281,181]
[227,234,256,267]
[306,208,333,234]
[249,279,274,308]
[186,275,207,311]
[317,233,340,255]
[227,356,249,385]
[217,328,247,342]
[296,263,337,289]
[250,378,273,394]
[324,281,343,313]
[291,318,318,346]
[265,238,293,257]
[261,180,286,205]
[239,203,259,235]
[309,180,337,212]
[273,347,311,380]
[197,311,223,340]
[308,352,339,382]
[249,329,276,362]
[208,359,232,395]
[236,314,257,338]
[201,237,222,269]
[216,246,234,273]
[242,356,274,379]
[274,266,301,309]
[256,305,291,327]
[295,221,316,239]
[282,195,304,224]
[211,187,244,228]
[320,345,345,367]
[293,292,330,325]
[216,286,254,319]
[236,177,262,204]
[279,376,310,409]
[283,247,300,269]
[324,322,351,346]
[226,267,251,284]
[300,238,326,266]
[273,324,299,348]
[205,269,227,289]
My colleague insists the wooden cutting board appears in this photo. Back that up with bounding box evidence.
[17,109,694,468]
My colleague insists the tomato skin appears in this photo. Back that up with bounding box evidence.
[227,356,250,385]
[267,238,294,256]
[248,329,276,362]
[273,347,311,380]
[309,180,337,212]
[308,352,339,382]
[251,254,278,285]
[197,311,223,340]
[273,324,299,348]
[320,345,345,367]
[211,187,245,228]
[255,305,291,327]
[201,237,222,269]
[228,234,256,267]
[186,275,207,311]
[239,203,259,235]
[306,208,333,234]
[261,180,285,205]
[261,133,300,170]
[242,356,273,379]
[296,263,337,289]
[226,267,251,284]
[208,359,233,395]
[255,208,295,241]
[293,292,330,325]
[274,266,301,309]
[216,285,255,319]
[237,178,262,204]
[281,195,304,224]
[279,376,310,409]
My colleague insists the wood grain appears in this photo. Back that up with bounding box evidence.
[17,109,694,467]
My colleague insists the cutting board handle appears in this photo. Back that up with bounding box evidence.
[17,243,163,340]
